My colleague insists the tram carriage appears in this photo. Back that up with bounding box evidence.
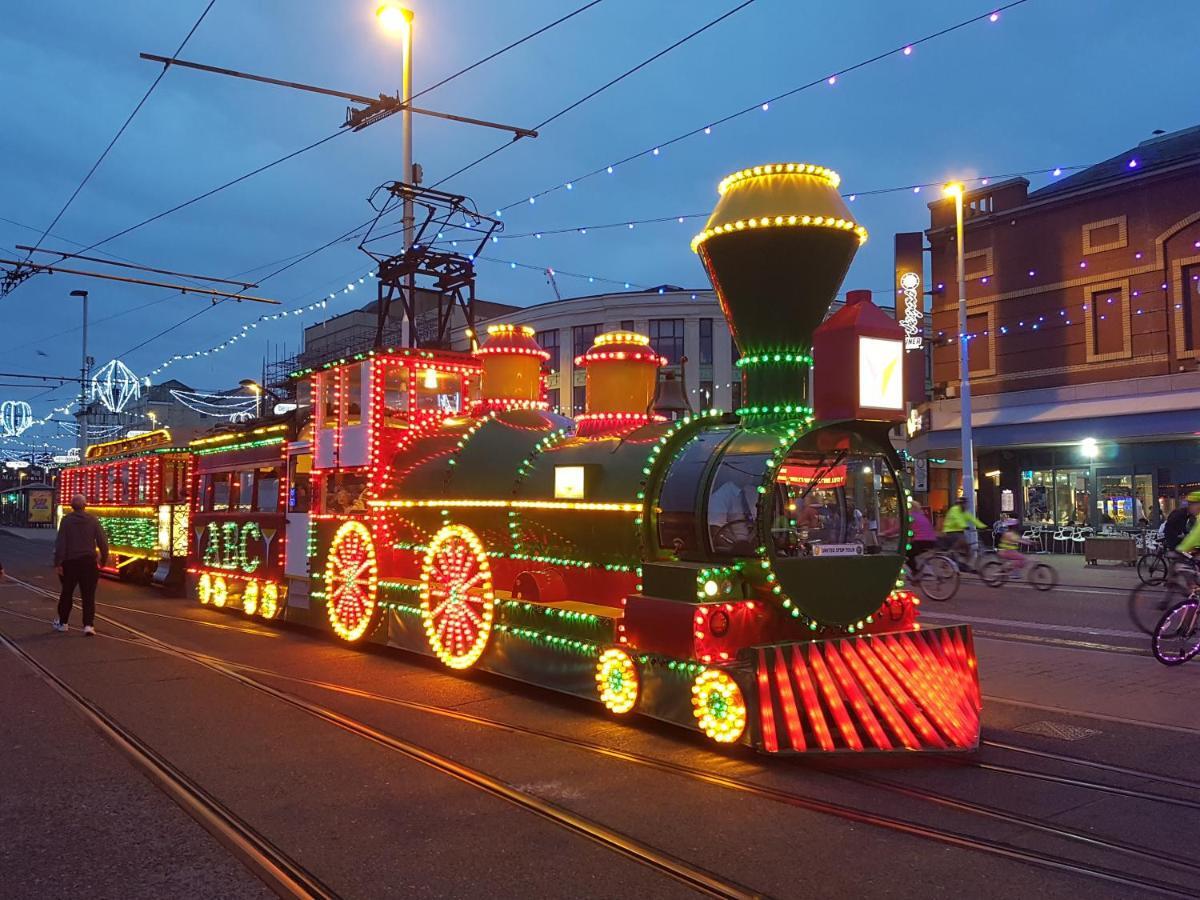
[261,162,983,754]
[58,429,191,588]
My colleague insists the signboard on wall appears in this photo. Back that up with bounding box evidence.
[28,490,52,523]
[894,232,928,405]
[913,458,928,493]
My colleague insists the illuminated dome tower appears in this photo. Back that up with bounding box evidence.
[691,163,867,420]
[472,324,550,412]
[574,331,666,436]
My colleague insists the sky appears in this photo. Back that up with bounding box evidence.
[0,0,1196,449]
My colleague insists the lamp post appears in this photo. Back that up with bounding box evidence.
[376,4,415,254]
[69,289,89,451]
[944,182,977,547]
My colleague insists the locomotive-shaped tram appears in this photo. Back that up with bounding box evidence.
[68,164,981,754]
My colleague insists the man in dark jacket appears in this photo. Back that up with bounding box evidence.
[52,494,108,635]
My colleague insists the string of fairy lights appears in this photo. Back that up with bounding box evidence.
[487,1,1032,218]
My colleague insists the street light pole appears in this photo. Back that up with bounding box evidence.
[945,183,977,547]
[70,289,89,452]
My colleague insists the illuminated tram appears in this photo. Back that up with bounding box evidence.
[111,161,978,754]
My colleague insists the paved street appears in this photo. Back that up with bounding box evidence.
[2,533,1196,899]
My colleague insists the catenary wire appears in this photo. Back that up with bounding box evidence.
[430,0,760,188]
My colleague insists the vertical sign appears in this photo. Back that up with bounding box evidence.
[894,232,927,404]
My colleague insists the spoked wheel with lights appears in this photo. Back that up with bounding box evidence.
[324,521,380,642]
[420,525,496,670]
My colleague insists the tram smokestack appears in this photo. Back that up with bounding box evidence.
[691,163,866,417]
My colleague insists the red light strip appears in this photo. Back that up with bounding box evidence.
[855,639,945,750]
[771,647,805,751]
[895,632,974,743]
[755,648,779,753]
[839,640,920,750]
[822,643,890,751]
[789,645,834,752]
[806,644,863,751]
[877,634,965,747]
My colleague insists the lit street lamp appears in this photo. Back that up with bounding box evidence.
[376,3,415,253]
[944,181,977,547]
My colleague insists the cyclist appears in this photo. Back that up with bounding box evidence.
[906,503,939,572]
[996,517,1033,574]
[941,497,986,557]
[1176,491,1200,555]
[1164,492,1200,552]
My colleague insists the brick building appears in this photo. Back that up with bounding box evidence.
[908,124,1200,528]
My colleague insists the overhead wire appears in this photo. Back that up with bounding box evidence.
[430,0,759,188]
[13,0,218,275]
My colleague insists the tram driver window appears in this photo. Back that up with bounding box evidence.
[708,451,771,557]
[288,455,311,513]
[320,374,337,429]
[416,370,461,413]
[345,364,363,426]
[382,366,410,426]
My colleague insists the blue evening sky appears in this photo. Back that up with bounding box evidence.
[1,0,1195,444]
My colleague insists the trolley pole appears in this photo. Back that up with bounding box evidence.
[70,289,89,452]
[946,183,977,549]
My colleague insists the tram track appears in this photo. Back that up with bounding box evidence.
[3,579,1195,897]
[0,583,763,900]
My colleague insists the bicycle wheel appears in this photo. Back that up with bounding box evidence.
[1152,599,1200,666]
[1129,579,1188,635]
[917,555,959,602]
[1137,553,1168,586]
[979,559,1005,588]
[1029,562,1057,592]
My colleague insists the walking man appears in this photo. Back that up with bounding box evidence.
[52,494,108,635]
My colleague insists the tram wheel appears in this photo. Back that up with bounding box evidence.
[324,521,380,642]
[419,524,496,670]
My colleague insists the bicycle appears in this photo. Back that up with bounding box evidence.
[979,556,1057,591]
[909,550,959,602]
[1129,553,1199,634]
[1136,546,1169,586]
[1152,585,1200,665]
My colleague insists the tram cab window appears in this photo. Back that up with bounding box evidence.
[323,472,368,514]
[382,366,410,426]
[657,427,733,556]
[416,370,461,413]
[197,474,212,511]
[772,450,902,557]
[211,473,231,511]
[345,364,363,426]
[256,468,280,512]
[319,374,337,429]
[706,432,774,557]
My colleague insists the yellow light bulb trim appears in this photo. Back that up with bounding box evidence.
[691,215,868,253]
[717,163,841,195]
[596,648,639,714]
[592,331,651,347]
[691,668,747,743]
[419,524,496,670]
[324,520,379,642]
[485,323,536,337]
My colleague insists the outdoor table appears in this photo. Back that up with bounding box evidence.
[1083,535,1137,566]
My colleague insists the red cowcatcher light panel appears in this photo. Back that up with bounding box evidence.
[812,289,907,422]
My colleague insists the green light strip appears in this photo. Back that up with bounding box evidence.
[735,351,812,368]
[194,436,284,456]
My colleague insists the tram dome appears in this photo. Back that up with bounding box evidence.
[692,163,867,359]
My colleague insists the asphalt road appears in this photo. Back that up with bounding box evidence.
[0,534,1195,899]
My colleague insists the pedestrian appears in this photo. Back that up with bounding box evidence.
[52,494,108,635]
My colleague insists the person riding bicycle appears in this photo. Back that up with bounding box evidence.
[1164,492,1200,552]
[941,497,986,556]
[906,503,939,572]
[996,518,1033,572]
[1176,491,1200,556]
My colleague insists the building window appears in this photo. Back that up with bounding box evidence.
[699,318,713,365]
[535,328,560,369]
[649,318,685,365]
[572,384,586,414]
[573,324,602,358]
[546,388,560,412]
[1091,286,1125,356]
[620,319,635,331]
[1183,264,1200,352]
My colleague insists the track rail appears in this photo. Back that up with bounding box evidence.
[7,578,1197,897]
[0,626,338,900]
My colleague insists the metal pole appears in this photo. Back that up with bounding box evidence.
[953,190,977,549]
[402,13,415,348]
[70,290,89,452]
